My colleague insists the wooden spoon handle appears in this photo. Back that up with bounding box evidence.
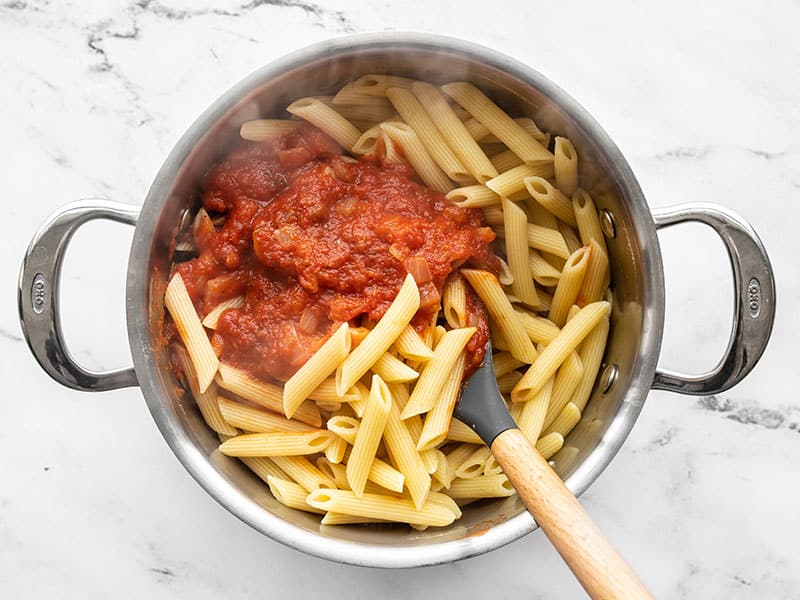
[491,428,653,600]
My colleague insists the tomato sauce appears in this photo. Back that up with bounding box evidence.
[171,123,497,382]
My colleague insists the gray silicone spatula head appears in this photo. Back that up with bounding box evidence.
[453,340,518,446]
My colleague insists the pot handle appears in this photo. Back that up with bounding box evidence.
[651,203,775,395]
[18,200,141,391]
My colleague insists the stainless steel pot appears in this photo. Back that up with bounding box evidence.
[18,33,776,568]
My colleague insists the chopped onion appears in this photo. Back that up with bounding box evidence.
[405,256,432,284]
[298,307,320,334]
[418,281,441,308]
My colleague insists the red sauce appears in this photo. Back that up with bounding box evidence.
[171,123,497,382]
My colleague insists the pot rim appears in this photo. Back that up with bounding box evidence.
[126,32,665,568]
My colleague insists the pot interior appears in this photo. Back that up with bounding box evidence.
[128,37,664,565]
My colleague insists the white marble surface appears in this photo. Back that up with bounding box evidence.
[2,1,798,597]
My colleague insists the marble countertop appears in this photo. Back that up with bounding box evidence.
[2,1,798,597]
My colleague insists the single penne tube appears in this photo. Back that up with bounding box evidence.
[572,189,607,253]
[380,121,454,193]
[316,457,349,489]
[369,457,405,493]
[492,351,525,378]
[327,415,359,445]
[511,301,611,402]
[382,134,405,164]
[218,396,316,433]
[543,251,567,272]
[306,489,456,527]
[454,446,492,479]
[485,163,555,197]
[577,238,609,306]
[514,117,550,146]
[442,274,467,329]
[432,449,454,489]
[481,205,504,226]
[461,269,538,363]
[528,198,559,230]
[350,74,415,95]
[400,327,476,419]
[489,149,524,172]
[416,352,466,451]
[513,307,561,344]
[446,418,484,444]
[351,123,383,155]
[174,345,237,436]
[336,274,420,396]
[165,273,219,393]
[559,221,583,254]
[331,85,396,107]
[514,377,553,446]
[266,476,324,514]
[446,474,516,499]
[384,391,431,509]
[202,295,244,329]
[536,432,565,460]
[543,402,581,438]
[325,435,348,464]
[572,314,611,412]
[271,455,336,491]
[483,453,503,476]
[219,431,335,457]
[308,378,361,403]
[524,177,578,227]
[549,246,591,327]
[553,137,579,196]
[283,323,351,419]
[216,363,321,427]
[464,116,492,141]
[502,197,540,307]
[239,119,298,141]
[442,82,553,164]
[286,97,361,149]
[543,351,584,430]
[239,456,289,484]
[497,370,523,394]
[497,256,514,286]
[386,87,470,181]
[528,250,562,287]
[371,351,419,383]
[329,101,396,124]
[320,512,390,525]
[394,325,434,362]
[446,185,501,208]
[528,224,570,259]
[445,443,482,473]
[411,82,498,183]
[346,374,392,496]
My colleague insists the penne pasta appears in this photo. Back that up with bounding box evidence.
[411,82,498,183]
[573,189,608,255]
[577,238,609,306]
[553,137,579,196]
[442,274,467,329]
[572,314,610,412]
[524,177,579,227]
[461,269,538,363]
[325,435,348,464]
[486,163,555,197]
[446,474,516,499]
[286,97,361,150]
[454,446,492,479]
[497,370,523,394]
[489,149,525,172]
[503,197,540,307]
[239,119,298,141]
[239,456,289,484]
[446,185,500,208]
[513,308,561,344]
[218,396,316,433]
[202,295,244,329]
[447,418,484,444]
[267,476,324,514]
[492,351,525,378]
[394,325,434,362]
[543,402,581,438]
[216,363,321,427]
[515,377,553,445]
[386,87,470,181]
[271,455,336,492]
[307,489,458,527]
[380,121,454,193]
[401,327,476,419]
[371,352,420,383]
[536,432,565,460]
[528,250,563,288]
[219,431,334,457]
[442,82,553,164]
[384,390,431,509]
[351,74,415,95]
[416,352,466,451]
[165,273,219,393]
[528,224,570,259]
[336,274,419,396]
[351,123,383,155]
[283,323,351,419]
[347,375,391,495]
[549,246,591,327]
[174,345,237,436]
[512,301,611,402]
[543,351,584,430]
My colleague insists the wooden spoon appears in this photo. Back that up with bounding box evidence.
[454,341,653,600]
